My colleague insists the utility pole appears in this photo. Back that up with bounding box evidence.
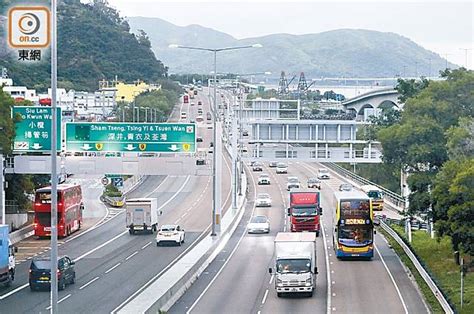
[459,48,472,69]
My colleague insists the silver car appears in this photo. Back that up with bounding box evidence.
[256,193,272,207]
[247,215,270,233]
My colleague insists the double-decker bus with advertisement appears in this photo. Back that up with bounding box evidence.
[33,184,84,238]
[333,190,374,259]
[360,185,384,211]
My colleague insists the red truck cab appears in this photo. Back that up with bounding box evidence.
[287,190,322,236]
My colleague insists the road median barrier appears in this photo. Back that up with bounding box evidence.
[116,165,248,313]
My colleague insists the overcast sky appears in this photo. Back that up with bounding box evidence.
[106,0,473,68]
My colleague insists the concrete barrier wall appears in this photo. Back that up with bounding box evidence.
[6,213,28,230]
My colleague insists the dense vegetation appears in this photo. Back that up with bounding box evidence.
[373,69,474,257]
[0,0,167,91]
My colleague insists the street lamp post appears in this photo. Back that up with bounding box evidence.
[169,43,262,235]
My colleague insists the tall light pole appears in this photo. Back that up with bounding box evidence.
[169,43,262,235]
[50,0,59,312]
[459,48,472,69]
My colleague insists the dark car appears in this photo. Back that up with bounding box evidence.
[196,136,203,142]
[198,101,202,106]
[29,256,76,291]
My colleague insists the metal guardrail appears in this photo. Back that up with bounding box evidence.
[380,220,454,313]
[323,162,406,211]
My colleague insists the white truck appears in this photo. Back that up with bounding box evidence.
[269,232,317,297]
[0,225,17,287]
[126,198,160,234]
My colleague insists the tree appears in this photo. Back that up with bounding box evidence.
[0,87,17,154]
[432,159,474,255]
[395,77,430,103]
[377,69,474,251]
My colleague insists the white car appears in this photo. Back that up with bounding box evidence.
[156,225,185,246]
[317,168,330,179]
[247,215,270,233]
[256,193,272,207]
[276,163,288,174]
[258,174,271,185]
[287,176,300,191]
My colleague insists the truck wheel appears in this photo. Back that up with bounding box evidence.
[308,291,314,297]
[316,231,320,237]
[59,280,66,291]
[277,292,283,298]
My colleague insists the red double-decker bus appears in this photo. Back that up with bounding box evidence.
[33,184,84,238]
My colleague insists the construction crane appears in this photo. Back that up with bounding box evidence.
[278,71,297,95]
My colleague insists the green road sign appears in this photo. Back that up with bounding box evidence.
[12,106,61,152]
[65,123,196,153]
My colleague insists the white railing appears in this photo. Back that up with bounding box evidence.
[380,220,454,313]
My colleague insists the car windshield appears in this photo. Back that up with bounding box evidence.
[368,191,383,199]
[319,169,328,174]
[308,178,319,183]
[250,216,268,223]
[338,226,373,246]
[259,174,269,178]
[277,163,286,167]
[292,206,317,216]
[288,178,299,183]
[257,193,270,199]
[161,225,176,232]
[276,258,311,273]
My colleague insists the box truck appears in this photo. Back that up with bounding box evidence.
[126,198,160,234]
[0,225,17,287]
[269,232,317,297]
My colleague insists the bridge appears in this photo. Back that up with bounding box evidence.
[342,87,402,121]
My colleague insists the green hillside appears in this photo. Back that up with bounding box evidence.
[0,0,167,91]
[128,16,457,78]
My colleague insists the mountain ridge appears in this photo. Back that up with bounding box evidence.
[128,16,456,78]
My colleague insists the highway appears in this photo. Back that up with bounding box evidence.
[170,161,428,314]
[0,89,235,313]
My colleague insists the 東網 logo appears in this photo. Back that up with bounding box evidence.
[8,6,50,48]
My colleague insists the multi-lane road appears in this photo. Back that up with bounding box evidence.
[0,88,430,313]
[170,161,429,314]
[0,90,234,312]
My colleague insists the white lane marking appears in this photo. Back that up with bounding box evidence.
[141,242,152,250]
[75,230,128,262]
[157,175,191,212]
[321,216,332,314]
[0,283,29,300]
[112,226,210,313]
[187,164,257,314]
[299,162,333,314]
[105,263,121,274]
[375,244,409,314]
[145,175,170,198]
[79,276,100,290]
[125,251,139,261]
[269,274,274,285]
[46,294,72,309]
[174,218,182,224]
[181,213,188,219]
[261,289,269,304]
